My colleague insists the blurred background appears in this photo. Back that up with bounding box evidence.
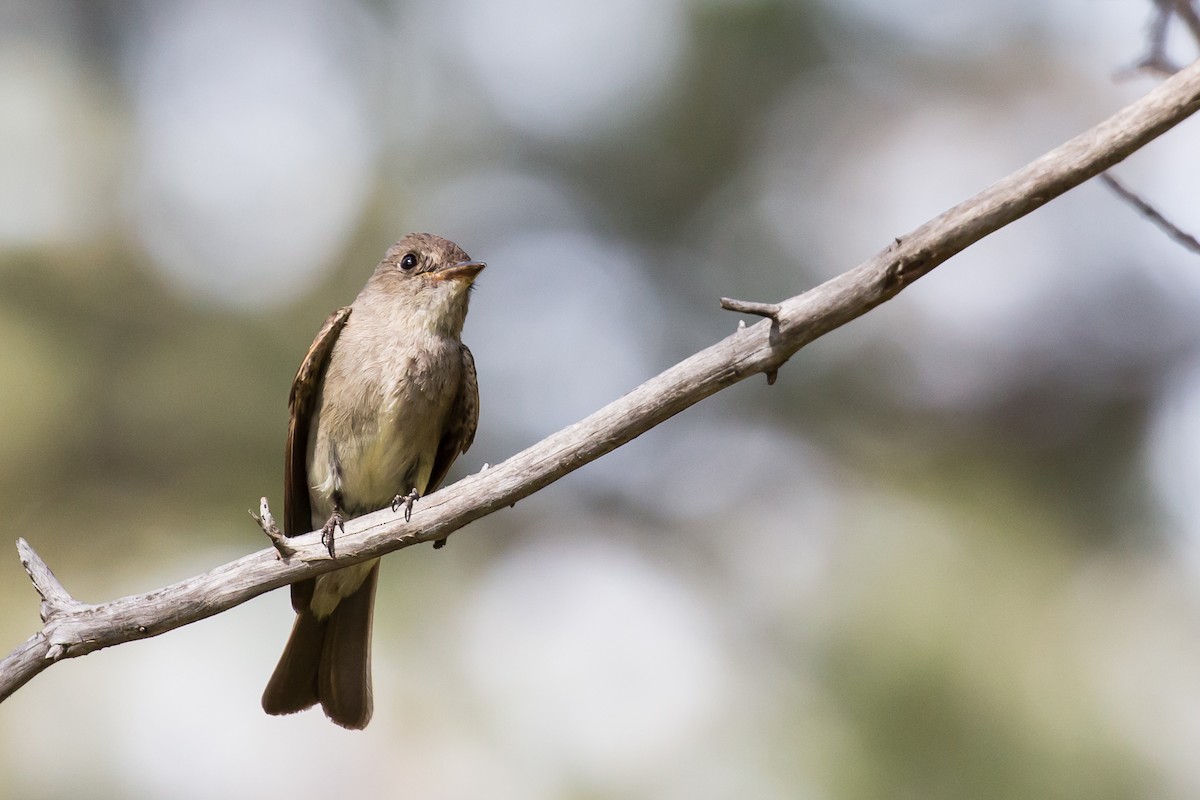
[2,0,1200,797]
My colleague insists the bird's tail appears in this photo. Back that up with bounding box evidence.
[262,562,379,729]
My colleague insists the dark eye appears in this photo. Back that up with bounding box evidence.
[400,253,418,271]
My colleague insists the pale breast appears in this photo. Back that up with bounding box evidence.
[306,319,463,525]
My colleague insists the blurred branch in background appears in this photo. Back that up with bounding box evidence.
[1101,172,1200,255]
[4,56,1200,705]
[1133,0,1200,74]
[1105,0,1200,248]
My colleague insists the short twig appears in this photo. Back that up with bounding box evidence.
[721,297,785,383]
[17,538,77,618]
[1101,172,1200,254]
[17,539,88,659]
[250,497,295,558]
[720,297,782,321]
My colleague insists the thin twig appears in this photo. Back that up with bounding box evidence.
[720,297,782,321]
[1101,172,1200,254]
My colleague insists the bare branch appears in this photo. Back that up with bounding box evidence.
[1101,172,1200,254]
[4,59,1200,704]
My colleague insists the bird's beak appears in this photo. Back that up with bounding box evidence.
[434,260,486,283]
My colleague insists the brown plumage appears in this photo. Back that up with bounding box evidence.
[262,233,483,729]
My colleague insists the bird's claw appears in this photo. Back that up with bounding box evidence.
[391,488,420,523]
[320,511,344,558]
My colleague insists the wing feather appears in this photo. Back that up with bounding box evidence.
[426,343,479,495]
[285,306,351,611]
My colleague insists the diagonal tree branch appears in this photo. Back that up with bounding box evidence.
[4,59,1200,704]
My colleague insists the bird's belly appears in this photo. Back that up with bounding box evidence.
[337,414,439,512]
[308,391,442,612]
[307,404,440,618]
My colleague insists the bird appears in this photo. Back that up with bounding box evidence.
[261,232,483,729]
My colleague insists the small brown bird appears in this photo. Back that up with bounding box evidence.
[262,233,483,729]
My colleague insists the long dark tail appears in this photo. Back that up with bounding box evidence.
[262,563,379,729]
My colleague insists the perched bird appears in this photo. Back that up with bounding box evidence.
[262,233,483,729]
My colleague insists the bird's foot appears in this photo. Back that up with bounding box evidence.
[391,488,421,523]
[320,510,344,558]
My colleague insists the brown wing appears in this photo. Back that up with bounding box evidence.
[426,343,479,495]
[285,307,351,610]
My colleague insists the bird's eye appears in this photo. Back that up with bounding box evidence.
[400,253,418,271]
